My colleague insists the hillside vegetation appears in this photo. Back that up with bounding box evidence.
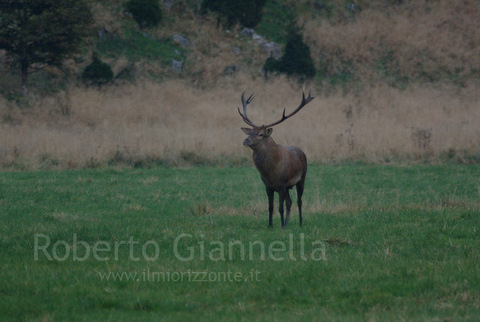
[1,0,479,168]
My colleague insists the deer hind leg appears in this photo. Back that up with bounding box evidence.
[266,187,274,227]
[285,189,292,227]
[278,188,286,228]
[296,180,304,226]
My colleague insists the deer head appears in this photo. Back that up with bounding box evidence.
[238,91,315,150]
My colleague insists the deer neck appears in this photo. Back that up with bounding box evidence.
[252,137,280,170]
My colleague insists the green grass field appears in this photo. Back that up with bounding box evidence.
[1,165,479,320]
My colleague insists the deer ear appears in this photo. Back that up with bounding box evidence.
[242,127,253,135]
[265,128,273,136]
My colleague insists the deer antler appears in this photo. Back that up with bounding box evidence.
[238,91,258,127]
[263,90,315,128]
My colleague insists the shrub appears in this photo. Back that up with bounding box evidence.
[264,26,316,79]
[82,53,114,86]
[125,0,163,29]
[201,0,266,28]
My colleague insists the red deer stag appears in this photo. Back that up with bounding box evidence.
[239,91,314,228]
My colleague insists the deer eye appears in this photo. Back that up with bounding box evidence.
[258,133,264,137]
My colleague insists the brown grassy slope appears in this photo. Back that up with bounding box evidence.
[1,1,479,168]
[304,0,480,84]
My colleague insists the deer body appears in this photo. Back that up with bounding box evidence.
[239,91,314,227]
[252,140,306,190]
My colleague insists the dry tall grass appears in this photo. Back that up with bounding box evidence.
[1,78,479,168]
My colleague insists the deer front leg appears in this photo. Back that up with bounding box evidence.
[266,186,274,227]
[285,189,292,227]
